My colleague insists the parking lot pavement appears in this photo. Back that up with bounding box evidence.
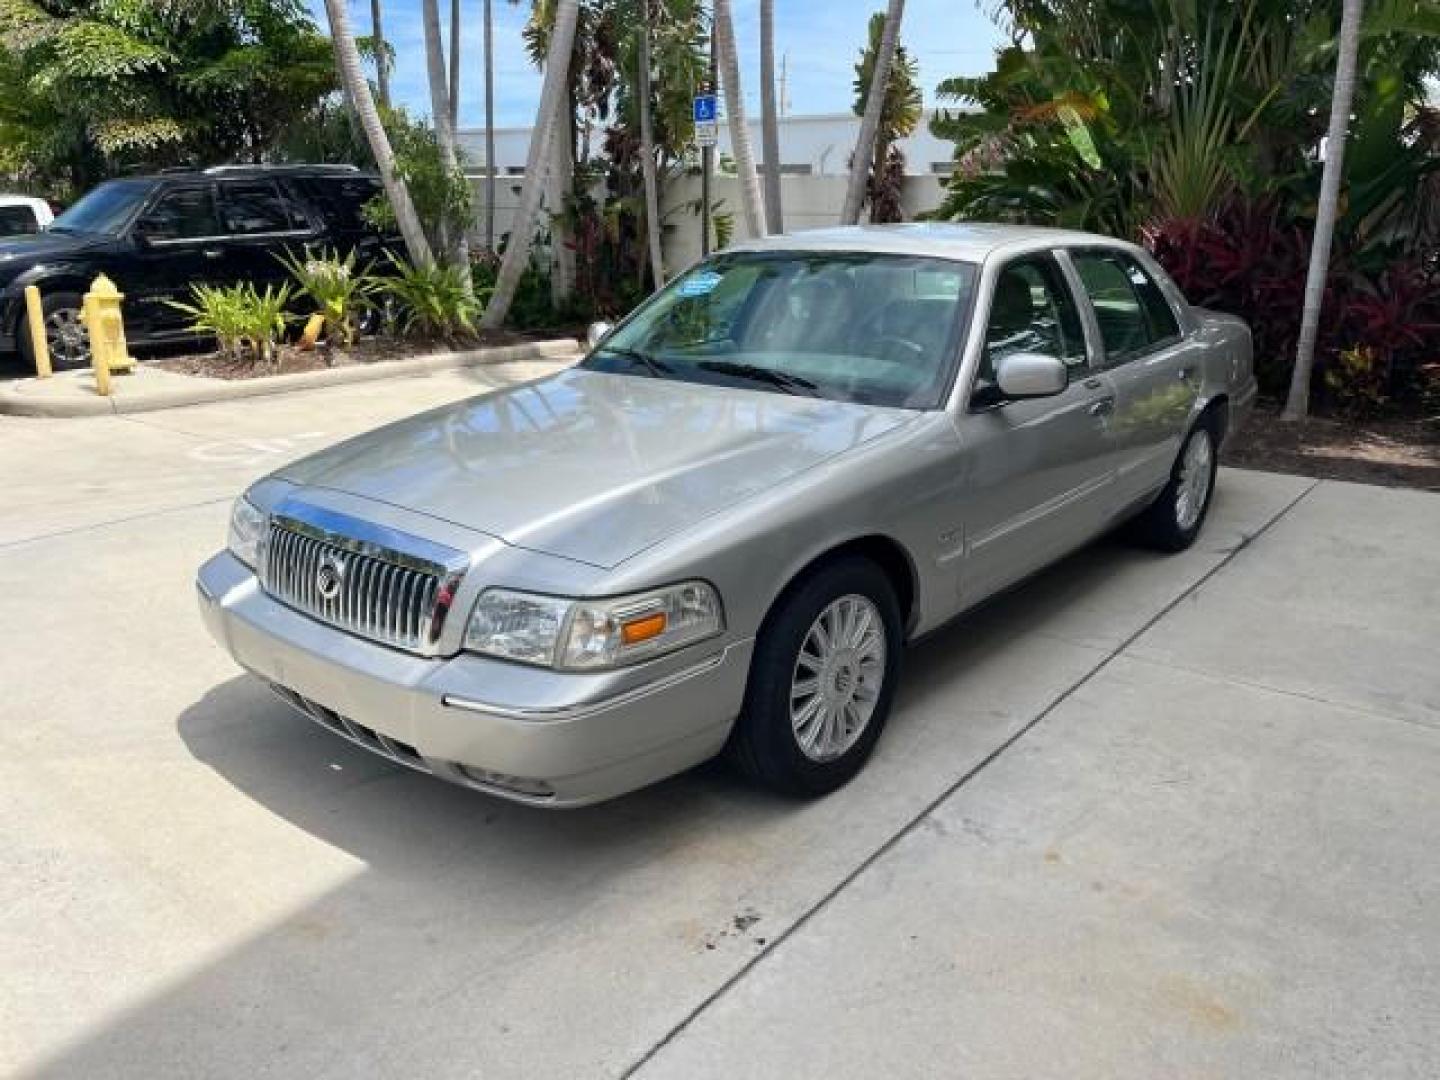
[2,375,1435,1079]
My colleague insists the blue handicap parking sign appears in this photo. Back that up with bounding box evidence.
[693,94,718,124]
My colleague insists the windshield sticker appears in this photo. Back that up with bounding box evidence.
[679,272,723,297]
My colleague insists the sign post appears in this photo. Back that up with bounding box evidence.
[695,86,718,257]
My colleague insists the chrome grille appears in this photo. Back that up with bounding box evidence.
[260,503,468,655]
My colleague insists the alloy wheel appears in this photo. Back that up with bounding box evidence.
[789,594,887,763]
[1175,427,1215,531]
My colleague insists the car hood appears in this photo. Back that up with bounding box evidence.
[276,367,918,568]
[0,231,104,281]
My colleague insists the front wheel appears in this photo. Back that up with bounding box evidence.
[18,291,89,372]
[729,557,903,797]
[1133,418,1219,552]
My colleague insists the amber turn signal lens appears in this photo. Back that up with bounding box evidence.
[620,612,668,645]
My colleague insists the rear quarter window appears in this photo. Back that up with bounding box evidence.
[292,177,383,232]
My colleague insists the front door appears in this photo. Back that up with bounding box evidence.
[955,253,1119,602]
[125,183,227,337]
[1067,249,1202,509]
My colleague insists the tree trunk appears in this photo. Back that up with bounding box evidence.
[449,0,461,133]
[638,0,666,286]
[548,90,577,306]
[323,0,432,267]
[421,0,474,293]
[480,0,580,329]
[759,0,784,234]
[842,0,904,226]
[370,0,390,109]
[483,0,496,252]
[714,0,766,238]
[1283,0,1364,421]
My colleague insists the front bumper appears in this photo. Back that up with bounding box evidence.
[196,552,751,807]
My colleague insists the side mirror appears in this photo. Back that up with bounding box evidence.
[995,351,1068,400]
[586,321,613,350]
[131,229,153,250]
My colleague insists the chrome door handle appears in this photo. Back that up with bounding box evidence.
[1088,396,1116,417]
[202,248,224,259]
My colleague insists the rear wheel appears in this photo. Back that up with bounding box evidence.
[18,291,89,371]
[1133,416,1219,552]
[729,557,903,797]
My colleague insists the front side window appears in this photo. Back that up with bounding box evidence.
[974,256,1087,405]
[137,187,220,241]
[219,181,302,235]
[584,251,978,409]
[1072,251,1180,365]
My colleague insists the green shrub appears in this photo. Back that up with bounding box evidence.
[278,246,372,346]
[167,282,293,366]
[375,254,480,338]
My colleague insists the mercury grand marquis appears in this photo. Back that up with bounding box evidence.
[197,224,1257,807]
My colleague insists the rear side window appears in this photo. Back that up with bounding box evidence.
[0,206,39,235]
[137,187,220,240]
[1072,251,1180,365]
[293,176,382,232]
[219,181,305,234]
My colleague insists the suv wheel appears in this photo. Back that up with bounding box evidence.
[729,557,903,797]
[19,291,89,372]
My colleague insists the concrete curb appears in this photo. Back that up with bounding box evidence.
[0,338,581,418]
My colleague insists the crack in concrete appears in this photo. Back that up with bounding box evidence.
[620,477,1322,1078]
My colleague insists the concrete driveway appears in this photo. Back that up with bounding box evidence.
[2,368,1436,1079]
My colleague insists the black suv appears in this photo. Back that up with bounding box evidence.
[0,165,394,369]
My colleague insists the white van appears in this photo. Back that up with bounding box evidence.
[0,195,53,236]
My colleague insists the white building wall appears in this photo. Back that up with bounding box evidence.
[458,112,959,178]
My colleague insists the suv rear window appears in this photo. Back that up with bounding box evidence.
[291,176,382,232]
[0,206,39,235]
[219,181,306,234]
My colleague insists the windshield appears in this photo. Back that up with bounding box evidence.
[584,251,978,409]
[51,180,153,236]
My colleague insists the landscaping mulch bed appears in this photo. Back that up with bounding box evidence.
[1223,402,1440,492]
[146,329,579,381]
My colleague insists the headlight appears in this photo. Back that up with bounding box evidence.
[227,495,267,569]
[465,581,723,670]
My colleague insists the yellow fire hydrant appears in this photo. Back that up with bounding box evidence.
[81,274,135,395]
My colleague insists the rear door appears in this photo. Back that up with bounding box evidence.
[1065,248,1202,510]
[955,253,1120,601]
[213,178,318,291]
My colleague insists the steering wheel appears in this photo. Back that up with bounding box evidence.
[871,335,928,366]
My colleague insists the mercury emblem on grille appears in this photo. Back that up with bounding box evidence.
[315,555,346,603]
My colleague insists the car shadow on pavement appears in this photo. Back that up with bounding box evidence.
[29,528,1181,1078]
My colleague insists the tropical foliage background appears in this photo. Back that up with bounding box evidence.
[930,0,1440,412]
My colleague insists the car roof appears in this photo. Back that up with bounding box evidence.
[136,165,375,183]
[728,222,1127,263]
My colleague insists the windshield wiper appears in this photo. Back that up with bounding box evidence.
[697,360,819,396]
[596,345,674,379]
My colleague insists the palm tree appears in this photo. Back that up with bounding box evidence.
[759,0,784,233]
[421,0,475,292]
[714,0,766,238]
[483,0,496,252]
[851,10,920,224]
[481,0,581,329]
[370,0,391,108]
[449,0,462,132]
[322,0,433,267]
[1283,0,1365,421]
[842,0,905,226]
[638,0,666,285]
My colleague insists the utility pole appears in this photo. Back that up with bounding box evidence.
[701,25,717,258]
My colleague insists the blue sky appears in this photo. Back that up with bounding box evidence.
[309,1,1007,129]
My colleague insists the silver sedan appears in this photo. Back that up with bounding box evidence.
[197,224,1257,807]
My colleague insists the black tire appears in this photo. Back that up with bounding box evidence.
[19,290,89,372]
[1132,414,1220,552]
[729,557,904,797]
